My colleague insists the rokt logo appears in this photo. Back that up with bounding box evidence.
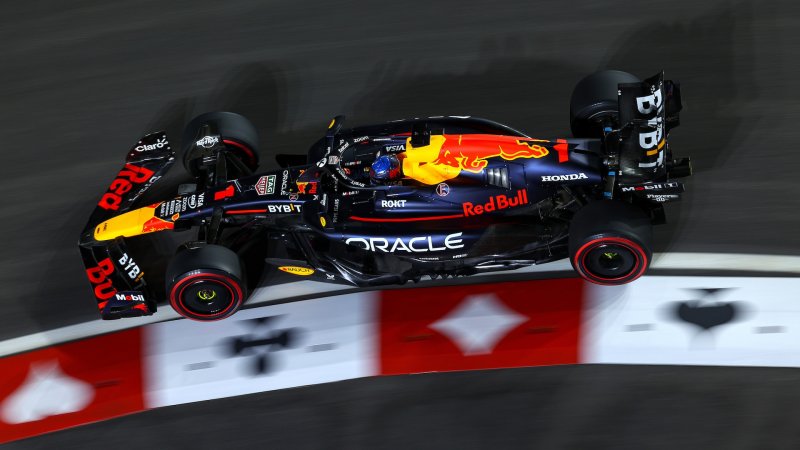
[381,199,407,208]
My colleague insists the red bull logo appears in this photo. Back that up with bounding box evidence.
[85,258,117,307]
[462,189,529,217]
[433,136,549,173]
[142,215,175,233]
[98,163,155,211]
[296,181,318,194]
[402,134,550,185]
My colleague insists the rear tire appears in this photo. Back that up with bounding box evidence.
[182,111,260,177]
[166,245,246,321]
[570,70,640,138]
[569,201,652,285]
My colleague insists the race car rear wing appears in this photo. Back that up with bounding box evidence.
[78,132,175,319]
[604,71,690,196]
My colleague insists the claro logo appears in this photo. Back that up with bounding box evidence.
[346,232,464,253]
[135,136,168,152]
[98,164,155,211]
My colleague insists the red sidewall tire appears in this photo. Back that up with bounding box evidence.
[169,270,244,321]
[182,111,260,177]
[572,236,649,285]
[222,138,258,171]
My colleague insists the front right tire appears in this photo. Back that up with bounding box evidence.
[181,111,260,178]
[569,70,640,138]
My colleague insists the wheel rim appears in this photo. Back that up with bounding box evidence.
[181,279,234,316]
[170,271,244,321]
[574,236,648,284]
[583,244,637,279]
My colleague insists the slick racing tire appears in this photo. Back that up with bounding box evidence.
[569,200,652,285]
[166,245,246,321]
[182,111,260,177]
[569,70,640,138]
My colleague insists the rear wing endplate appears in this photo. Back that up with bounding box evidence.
[615,71,683,183]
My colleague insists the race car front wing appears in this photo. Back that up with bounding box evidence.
[78,132,174,319]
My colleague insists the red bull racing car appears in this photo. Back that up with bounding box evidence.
[80,70,691,321]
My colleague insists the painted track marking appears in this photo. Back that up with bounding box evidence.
[1,252,798,358]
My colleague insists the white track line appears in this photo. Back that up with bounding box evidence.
[652,252,800,273]
[1,252,798,358]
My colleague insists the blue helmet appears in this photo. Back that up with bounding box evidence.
[371,155,396,180]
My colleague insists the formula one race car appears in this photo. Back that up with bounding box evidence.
[79,70,691,321]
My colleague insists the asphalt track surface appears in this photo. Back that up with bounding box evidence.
[1,0,798,339]
[10,365,800,449]
[1,0,799,447]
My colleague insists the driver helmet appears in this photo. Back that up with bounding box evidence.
[370,154,402,181]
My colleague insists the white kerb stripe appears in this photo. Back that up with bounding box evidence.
[0,252,798,358]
